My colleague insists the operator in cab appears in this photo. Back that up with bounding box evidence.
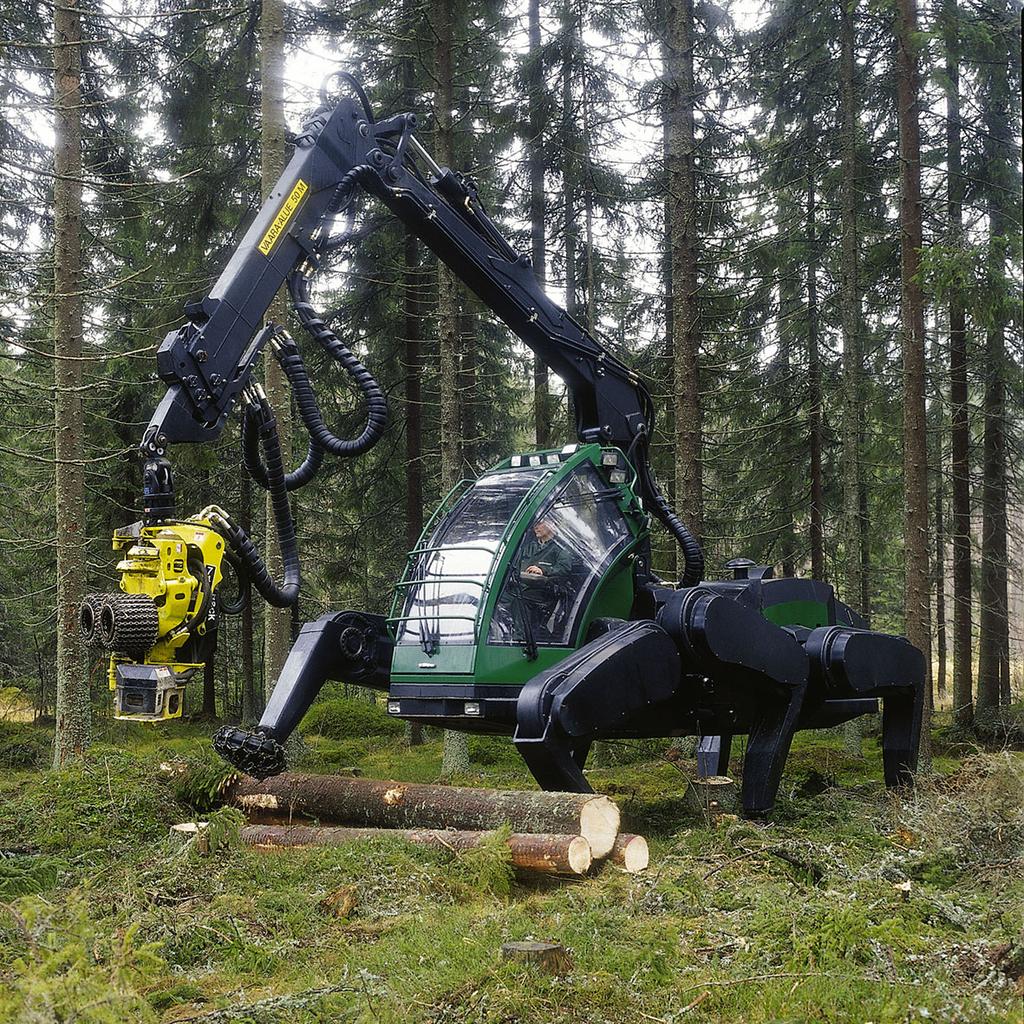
[515,518,572,641]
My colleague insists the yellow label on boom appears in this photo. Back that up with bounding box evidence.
[258,179,309,256]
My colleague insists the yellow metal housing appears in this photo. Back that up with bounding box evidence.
[106,514,228,720]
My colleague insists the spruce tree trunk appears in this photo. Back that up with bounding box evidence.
[839,2,864,757]
[666,0,703,570]
[403,227,425,747]
[239,463,258,724]
[403,231,424,557]
[806,168,824,583]
[777,230,799,578]
[976,29,1012,726]
[528,0,551,448]
[582,66,596,335]
[944,0,972,731]
[561,17,577,321]
[401,54,421,764]
[403,44,424,562]
[433,0,469,777]
[458,302,476,473]
[52,0,90,766]
[662,112,674,528]
[934,451,947,701]
[895,0,932,768]
[201,639,217,718]
[260,0,292,697]
[977,320,1008,722]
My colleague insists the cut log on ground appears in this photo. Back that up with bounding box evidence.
[684,776,738,818]
[501,941,573,974]
[239,824,593,876]
[223,774,620,857]
[607,833,649,873]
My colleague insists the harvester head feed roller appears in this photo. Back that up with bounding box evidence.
[79,593,105,646]
[98,593,160,658]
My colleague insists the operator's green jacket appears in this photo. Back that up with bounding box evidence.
[516,536,572,599]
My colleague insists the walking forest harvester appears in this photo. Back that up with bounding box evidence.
[79,74,925,818]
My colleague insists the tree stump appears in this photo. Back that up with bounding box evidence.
[169,821,209,854]
[684,776,738,819]
[501,941,573,974]
[607,833,649,873]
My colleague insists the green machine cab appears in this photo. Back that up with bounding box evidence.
[386,444,647,729]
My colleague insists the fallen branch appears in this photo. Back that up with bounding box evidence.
[172,984,356,1022]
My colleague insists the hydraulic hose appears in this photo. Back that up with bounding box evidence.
[241,400,325,491]
[285,270,387,457]
[218,391,300,608]
[217,548,250,616]
[241,164,384,492]
[635,436,704,588]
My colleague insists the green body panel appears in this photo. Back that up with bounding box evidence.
[391,644,476,676]
[761,599,831,629]
[389,444,647,687]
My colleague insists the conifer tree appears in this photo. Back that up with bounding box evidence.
[894,0,931,765]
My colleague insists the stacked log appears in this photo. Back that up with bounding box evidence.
[178,771,655,877]
[607,833,649,873]
[239,824,593,876]
[223,774,621,858]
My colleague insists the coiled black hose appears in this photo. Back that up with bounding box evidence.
[223,395,300,608]
[285,270,388,457]
[233,159,385,613]
[241,400,325,491]
[217,548,250,616]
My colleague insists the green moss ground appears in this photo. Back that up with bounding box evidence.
[0,718,1021,1023]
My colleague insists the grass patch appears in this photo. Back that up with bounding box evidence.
[300,693,404,741]
[0,724,1020,1023]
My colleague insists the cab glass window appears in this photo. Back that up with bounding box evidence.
[488,462,632,647]
[395,467,550,649]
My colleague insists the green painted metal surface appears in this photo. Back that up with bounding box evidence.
[760,599,831,629]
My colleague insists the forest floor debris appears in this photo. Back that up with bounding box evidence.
[0,712,1021,1023]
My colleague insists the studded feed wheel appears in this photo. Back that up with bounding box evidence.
[79,593,105,646]
[212,726,287,780]
[98,594,160,657]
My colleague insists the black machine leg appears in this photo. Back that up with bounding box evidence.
[803,624,926,791]
[881,683,923,788]
[213,611,391,778]
[571,741,591,770]
[697,733,733,777]
[515,620,682,794]
[741,682,808,818]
